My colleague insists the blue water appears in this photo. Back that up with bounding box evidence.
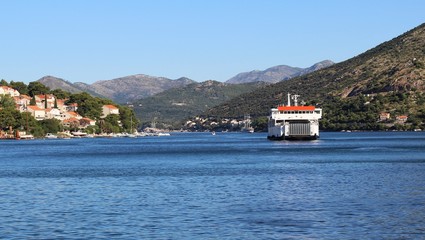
[0,132,424,239]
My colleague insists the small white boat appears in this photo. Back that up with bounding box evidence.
[157,132,171,136]
[45,133,58,139]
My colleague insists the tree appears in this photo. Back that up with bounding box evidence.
[0,108,21,131]
[40,119,61,134]
[119,106,139,133]
[30,96,36,106]
[28,82,50,97]
[67,92,104,119]
[50,89,70,99]
[9,81,29,95]
[102,114,121,133]
[44,94,48,109]
[0,79,9,86]
[252,116,268,132]
[0,95,17,110]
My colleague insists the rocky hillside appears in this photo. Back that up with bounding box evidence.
[205,23,425,130]
[88,75,195,102]
[225,60,334,84]
[38,74,196,103]
[37,76,84,93]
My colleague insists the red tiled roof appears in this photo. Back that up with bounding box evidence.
[104,104,118,109]
[67,111,79,117]
[27,105,44,111]
[63,117,79,123]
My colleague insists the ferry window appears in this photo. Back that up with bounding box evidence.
[280,111,283,114]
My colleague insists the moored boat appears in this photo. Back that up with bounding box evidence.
[45,133,58,139]
[268,93,322,140]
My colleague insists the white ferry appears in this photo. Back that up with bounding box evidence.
[268,94,322,140]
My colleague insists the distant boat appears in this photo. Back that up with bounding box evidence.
[157,132,171,137]
[242,127,254,133]
[241,114,254,133]
[71,131,87,137]
[19,134,34,140]
[45,133,58,139]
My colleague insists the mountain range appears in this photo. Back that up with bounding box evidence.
[37,60,333,104]
[225,60,334,84]
[37,75,196,103]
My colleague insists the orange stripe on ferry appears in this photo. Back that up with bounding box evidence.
[277,106,315,111]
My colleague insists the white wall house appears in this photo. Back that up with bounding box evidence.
[65,111,83,120]
[0,86,20,97]
[102,105,119,118]
[27,106,46,120]
[46,108,62,120]
[35,94,56,109]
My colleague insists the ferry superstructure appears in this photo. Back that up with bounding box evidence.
[268,94,322,140]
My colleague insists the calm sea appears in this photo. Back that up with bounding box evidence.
[0,132,424,239]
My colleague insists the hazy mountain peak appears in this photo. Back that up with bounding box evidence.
[225,60,334,84]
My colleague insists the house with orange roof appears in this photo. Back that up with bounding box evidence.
[62,117,80,129]
[80,117,96,128]
[14,95,32,112]
[55,99,68,112]
[379,112,390,121]
[65,111,83,120]
[396,115,408,124]
[66,103,78,112]
[0,86,20,97]
[45,108,63,120]
[27,105,46,120]
[35,94,55,108]
[102,104,119,118]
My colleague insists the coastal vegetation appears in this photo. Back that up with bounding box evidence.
[0,81,137,138]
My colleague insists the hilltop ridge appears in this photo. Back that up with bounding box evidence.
[225,60,334,84]
[37,74,196,103]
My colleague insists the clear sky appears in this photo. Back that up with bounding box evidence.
[1,0,424,84]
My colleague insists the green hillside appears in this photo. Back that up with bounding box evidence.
[132,80,267,128]
[204,23,425,131]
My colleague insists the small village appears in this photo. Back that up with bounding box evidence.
[0,85,121,139]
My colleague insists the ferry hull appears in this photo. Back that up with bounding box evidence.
[267,125,319,141]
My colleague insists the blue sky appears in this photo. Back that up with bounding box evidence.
[1,0,424,83]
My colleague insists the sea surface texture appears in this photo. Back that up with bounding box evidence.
[0,132,424,239]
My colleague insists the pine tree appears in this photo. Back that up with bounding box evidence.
[30,96,36,106]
